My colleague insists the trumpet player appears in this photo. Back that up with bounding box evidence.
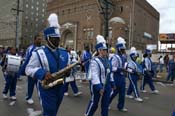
[85,35,114,116]
[25,13,69,116]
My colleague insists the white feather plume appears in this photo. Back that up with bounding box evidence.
[117,37,126,44]
[130,46,137,54]
[96,35,106,44]
[48,13,61,29]
[131,47,136,52]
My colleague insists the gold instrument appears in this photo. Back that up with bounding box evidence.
[41,56,81,89]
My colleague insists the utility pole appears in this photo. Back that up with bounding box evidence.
[97,0,114,40]
[11,0,23,49]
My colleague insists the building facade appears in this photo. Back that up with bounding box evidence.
[48,0,159,51]
[0,0,22,48]
[0,0,47,49]
[21,0,47,48]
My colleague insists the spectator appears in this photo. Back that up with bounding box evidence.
[159,56,164,72]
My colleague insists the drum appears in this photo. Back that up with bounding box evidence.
[6,55,22,72]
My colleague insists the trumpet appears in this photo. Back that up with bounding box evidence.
[41,56,81,89]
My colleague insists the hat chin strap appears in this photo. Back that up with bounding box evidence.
[48,37,57,49]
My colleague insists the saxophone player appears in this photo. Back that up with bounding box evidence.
[25,13,69,116]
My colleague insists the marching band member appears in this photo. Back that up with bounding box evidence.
[25,13,69,116]
[140,48,159,93]
[1,47,21,100]
[81,46,92,80]
[64,50,82,96]
[126,47,143,102]
[19,34,42,104]
[108,37,128,112]
[85,35,113,116]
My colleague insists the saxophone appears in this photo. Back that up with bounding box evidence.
[41,56,81,89]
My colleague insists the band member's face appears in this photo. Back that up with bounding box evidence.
[35,36,42,46]
[120,49,126,54]
[148,53,152,57]
[48,37,60,48]
[132,56,137,61]
[10,47,16,55]
[99,49,108,57]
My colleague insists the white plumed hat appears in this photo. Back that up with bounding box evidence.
[44,13,61,39]
[129,47,138,58]
[116,37,126,50]
[95,35,107,50]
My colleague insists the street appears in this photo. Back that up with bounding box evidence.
[0,71,174,116]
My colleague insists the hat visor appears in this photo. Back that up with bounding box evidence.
[98,47,108,50]
[50,35,60,38]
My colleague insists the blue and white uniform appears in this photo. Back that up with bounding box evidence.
[127,60,141,98]
[64,51,81,95]
[140,49,158,92]
[141,57,155,91]
[24,44,38,101]
[109,54,126,110]
[25,46,69,116]
[85,57,113,116]
[85,35,113,116]
[1,52,21,98]
[109,37,127,110]
[82,50,92,79]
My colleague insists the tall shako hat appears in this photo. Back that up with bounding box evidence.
[95,35,107,50]
[116,37,126,50]
[129,47,138,58]
[145,45,153,54]
[44,13,61,40]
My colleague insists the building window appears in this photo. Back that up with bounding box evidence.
[36,24,38,27]
[36,7,39,11]
[62,10,65,15]
[31,6,34,9]
[83,28,94,39]
[25,16,28,19]
[26,4,28,8]
[68,9,71,14]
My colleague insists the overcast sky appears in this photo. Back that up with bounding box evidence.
[147,0,175,34]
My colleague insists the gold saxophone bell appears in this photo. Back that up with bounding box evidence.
[41,56,81,89]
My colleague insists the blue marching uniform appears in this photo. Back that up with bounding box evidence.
[23,44,38,101]
[82,50,92,79]
[109,54,126,110]
[64,54,81,95]
[141,57,156,91]
[166,59,175,81]
[127,60,141,98]
[1,54,20,98]
[85,57,113,116]
[25,46,69,116]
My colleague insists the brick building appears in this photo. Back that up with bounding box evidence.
[47,0,159,51]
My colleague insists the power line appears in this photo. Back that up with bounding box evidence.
[11,0,23,49]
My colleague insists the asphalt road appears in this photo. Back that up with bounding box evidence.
[0,71,174,116]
